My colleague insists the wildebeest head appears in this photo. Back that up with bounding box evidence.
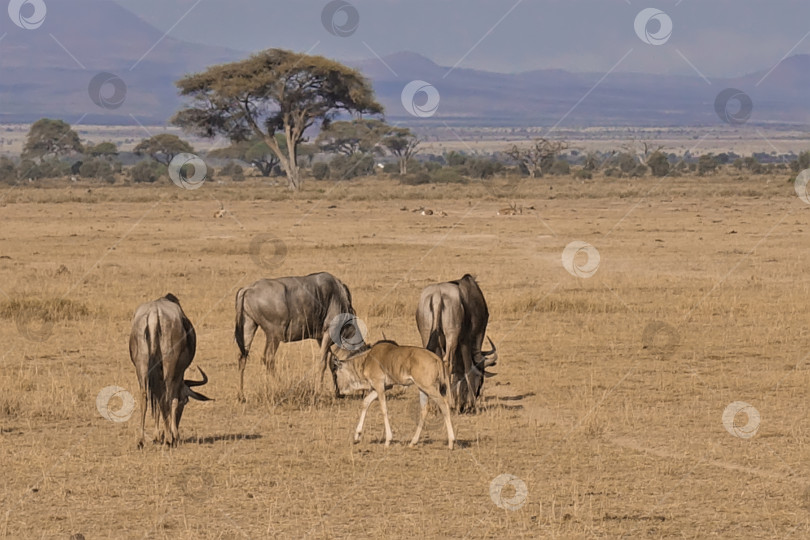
[470,337,498,399]
[175,367,211,426]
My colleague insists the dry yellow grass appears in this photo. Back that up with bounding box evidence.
[1,173,809,538]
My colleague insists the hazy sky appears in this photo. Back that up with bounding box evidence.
[113,0,810,77]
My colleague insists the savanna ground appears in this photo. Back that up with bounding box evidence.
[1,172,809,538]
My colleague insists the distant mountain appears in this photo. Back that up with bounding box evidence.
[1,2,808,128]
[0,0,243,124]
[353,51,810,128]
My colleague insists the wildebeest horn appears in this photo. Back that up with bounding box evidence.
[185,366,208,387]
[184,367,212,401]
[481,337,497,364]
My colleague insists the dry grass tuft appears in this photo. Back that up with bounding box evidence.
[0,297,90,322]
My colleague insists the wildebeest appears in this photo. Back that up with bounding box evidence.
[416,274,498,412]
[129,294,211,448]
[234,272,362,400]
[332,340,455,449]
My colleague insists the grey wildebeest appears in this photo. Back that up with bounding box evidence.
[234,272,362,400]
[416,274,498,412]
[129,294,211,448]
[332,340,455,449]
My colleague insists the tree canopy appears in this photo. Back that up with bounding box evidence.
[133,134,194,166]
[22,119,83,160]
[172,48,382,190]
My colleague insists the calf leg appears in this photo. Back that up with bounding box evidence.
[262,331,280,373]
[435,392,456,449]
[354,390,378,442]
[377,388,394,447]
[409,391,429,447]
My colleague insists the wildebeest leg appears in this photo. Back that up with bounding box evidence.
[137,388,147,449]
[262,331,280,374]
[168,397,179,447]
[236,317,258,402]
[409,391,429,447]
[317,334,342,398]
[460,347,475,412]
[443,333,458,410]
[354,390,378,443]
[377,388,394,447]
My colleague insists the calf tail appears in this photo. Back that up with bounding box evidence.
[439,382,447,397]
[234,288,248,358]
[144,309,163,416]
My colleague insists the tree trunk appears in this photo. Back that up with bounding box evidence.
[399,156,407,175]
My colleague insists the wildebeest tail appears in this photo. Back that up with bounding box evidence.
[234,287,248,358]
[144,309,163,415]
[426,294,442,353]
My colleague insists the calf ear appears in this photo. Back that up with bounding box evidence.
[483,370,496,378]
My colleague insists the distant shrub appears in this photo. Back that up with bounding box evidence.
[0,157,17,184]
[647,151,670,177]
[573,168,592,180]
[400,171,431,185]
[312,162,330,180]
[630,164,648,177]
[381,162,398,174]
[430,167,466,184]
[329,154,375,180]
[129,160,165,183]
[550,160,570,175]
[79,158,115,182]
[220,161,244,181]
[604,167,620,178]
[17,159,69,180]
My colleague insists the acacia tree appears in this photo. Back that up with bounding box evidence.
[507,138,569,178]
[22,118,83,160]
[381,127,420,175]
[133,134,194,166]
[316,118,387,156]
[172,49,382,190]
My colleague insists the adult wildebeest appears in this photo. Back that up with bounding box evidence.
[416,274,497,412]
[234,272,362,400]
[332,340,455,449]
[129,294,211,448]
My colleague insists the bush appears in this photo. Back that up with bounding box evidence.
[464,157,502,179]
[17,159,69,180]
[647,151,670,177]
[550,160,570,175]
[573,168,592,180]
[698,154,718,176]
[604,167,620,178]
[129,160,165,183]
[0,157,17,184]
[79,158,114,181]
[312,162,330,180]
[381,162,398,174]
[220,161,244,181]
[630,164,648,177]
[430,167,466,184]
[400,172,431,185]
[329,154,375,180]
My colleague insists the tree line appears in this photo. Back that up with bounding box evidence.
[1,48,807,188]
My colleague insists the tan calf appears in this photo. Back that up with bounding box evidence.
[333,340,455,449]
